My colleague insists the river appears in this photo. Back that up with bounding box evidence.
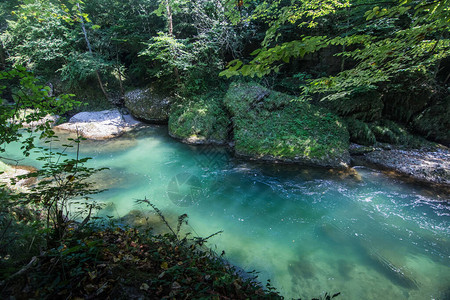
[5,125,450,299]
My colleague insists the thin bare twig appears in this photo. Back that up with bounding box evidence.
[0,256,38,287]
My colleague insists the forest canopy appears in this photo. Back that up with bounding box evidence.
[1,0,448,100]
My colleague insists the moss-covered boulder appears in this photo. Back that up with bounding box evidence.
[411,96,450,146]
[224,82,350,168]
[168,94,230,144]
[124,88,171,123]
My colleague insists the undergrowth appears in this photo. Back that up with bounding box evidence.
[345,117,438,149]
[0,202,282,299]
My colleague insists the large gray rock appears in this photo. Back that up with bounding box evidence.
[55,109,143,140]
[361,148,450,185]
[124,88,171,123]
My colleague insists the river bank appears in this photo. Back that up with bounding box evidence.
[49,110,450,190]
[0,218,282,299]
[350,144,450,190]
[3,109,448,193]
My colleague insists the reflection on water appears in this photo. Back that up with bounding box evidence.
[3,126,449,299]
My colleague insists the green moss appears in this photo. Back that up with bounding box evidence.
[169,93,230,143]
[319,89,384,122]
[412,96,450,146]
[345,118,376,146]
[225,82,350,167]
[369,120,436,149]
[344,117,439,149]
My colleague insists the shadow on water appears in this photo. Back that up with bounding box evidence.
[318,221,419,290]
[236,160,364,184]
[364,248,419,290]
[336,259,354,280]
[288,258,317,280]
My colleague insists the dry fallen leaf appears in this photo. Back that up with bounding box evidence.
[172,281,181,290]
[160,261,169,269]
[140,283,149,291]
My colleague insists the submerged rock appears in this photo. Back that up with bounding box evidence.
[319,221,419,290]
[45,130,139,154]
[86,169,129,191]
[0,161,37,192]
[9,109,60,128]
[119,209,186,235]
[224,82,350,168]
[366,249,419,290]
[336,259,354,280]
[54,109,143,140]
[124,88,171,123]
[288,259,316,279]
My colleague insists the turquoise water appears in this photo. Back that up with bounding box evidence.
[5,126,450,299]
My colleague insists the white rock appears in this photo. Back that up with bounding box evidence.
[55,109,143,140]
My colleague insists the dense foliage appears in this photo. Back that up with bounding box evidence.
[0,0,242,99]
[1,0,448,140]
[222,0,449,91]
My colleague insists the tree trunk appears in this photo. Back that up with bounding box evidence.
[77,3,109,101]
[341,8,350,72]
[165,0,173,36]
[165,0,180,84]
[116,51,125,98]
[0,42,6,70]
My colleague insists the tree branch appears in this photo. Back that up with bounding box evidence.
[0,256,39,287]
